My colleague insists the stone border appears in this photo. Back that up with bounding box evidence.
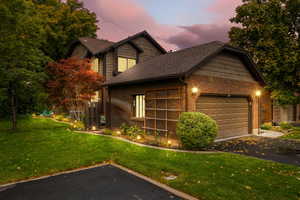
[0,163,198,200]
[79,130,219,154]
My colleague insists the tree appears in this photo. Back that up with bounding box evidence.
[0,0,49,130]
[46,58,103,120]
[229,0,300,105]
[35,0,98,60]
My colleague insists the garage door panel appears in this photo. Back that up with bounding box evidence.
[196,96,249,139]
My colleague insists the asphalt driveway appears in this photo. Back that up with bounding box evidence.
[208,136,300,166]
[0,165,182,200]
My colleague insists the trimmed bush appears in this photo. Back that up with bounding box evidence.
[280,122,293,130]
[176,112,218,150]
[261,122,272,130]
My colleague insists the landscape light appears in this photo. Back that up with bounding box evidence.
[92,126,96,131]
[137,135,141,140]
[116,131,121,135]
[167,140,172,145]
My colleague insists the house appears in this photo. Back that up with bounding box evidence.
[104,40,273,139]
[69,30,298,139]
[68,31,167,126]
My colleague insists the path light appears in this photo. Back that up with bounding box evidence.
[137,135,141,140]
[167,140,172,145]
[116,130,121,135]
[92,126,96,131]
[191,87,199,94]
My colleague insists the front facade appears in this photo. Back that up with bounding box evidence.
[68,31,297,139]
[105,42,272,139]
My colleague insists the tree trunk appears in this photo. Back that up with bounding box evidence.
[10,89,17,131]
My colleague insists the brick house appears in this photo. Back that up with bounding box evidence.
[69,31,298,139]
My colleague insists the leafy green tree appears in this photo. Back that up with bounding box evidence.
[0,0,49,130]
[229,0,300,105]
[35,0,98,60]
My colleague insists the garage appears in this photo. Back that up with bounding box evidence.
[196,96,250,139]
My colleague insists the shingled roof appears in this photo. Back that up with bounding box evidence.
[77,31,166,56]
[105,41,265,86]
[78,37,115,55]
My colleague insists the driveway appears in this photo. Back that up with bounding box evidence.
[208,136,300,166]
[0,165,182,200]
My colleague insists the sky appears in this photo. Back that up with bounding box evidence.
[83,0,242,51]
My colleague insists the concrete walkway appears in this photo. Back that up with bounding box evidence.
[256,129,284,138]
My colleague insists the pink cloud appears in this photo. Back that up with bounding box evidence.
[165,0,242,49]
[83,0,180,50]
[83,0,242,50]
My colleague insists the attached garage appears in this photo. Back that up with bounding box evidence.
[196,96,251,139]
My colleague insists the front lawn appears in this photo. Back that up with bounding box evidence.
[1,117,300,200]
[281,127,300,140]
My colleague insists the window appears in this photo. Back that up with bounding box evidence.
[118,57,136,72]
[133,94,145,118]
[91,91,99,102]
[91,57,99,72]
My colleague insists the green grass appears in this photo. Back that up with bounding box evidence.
[1,117,300,200]
[281,127,300,140]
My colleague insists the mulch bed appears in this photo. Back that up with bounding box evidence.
[206,136,300,166]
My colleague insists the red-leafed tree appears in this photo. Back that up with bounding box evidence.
[46,58,103,120]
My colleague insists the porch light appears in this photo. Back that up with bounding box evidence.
[255,90,261,97]
[92,126,96,131]
[191,87,199,94]
[137,135,141,140]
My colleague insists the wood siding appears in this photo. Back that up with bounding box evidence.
[117,43,137,59]
[195,52,255,83]
[105,51,114,80]
[132,37,162,62]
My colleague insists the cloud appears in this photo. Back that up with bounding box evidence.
[165,0,242,49]
[83,0,242,50]
[83,0,180,50]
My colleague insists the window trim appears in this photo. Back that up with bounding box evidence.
[117,56,137,73]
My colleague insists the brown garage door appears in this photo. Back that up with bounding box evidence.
[196,96,250,139]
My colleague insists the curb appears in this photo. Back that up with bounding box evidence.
[78,130,220,154]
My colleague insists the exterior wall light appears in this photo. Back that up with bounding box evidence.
[191,87,199,94]
[255,90,261,97]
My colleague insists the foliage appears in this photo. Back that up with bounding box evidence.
[46,58,103,120]
[261,122,272,130]
[120,123,143,137]
[281,127,300,140]
[70,120,85,131]
[280,121,294,130]
[34,0,98,60]
[176,112,218,150]
[0,0,49,129]
[102,128,113,135]
[229,0,300,105]
[1,117,300,200]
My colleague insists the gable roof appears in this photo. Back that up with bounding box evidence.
[73,30,167,56]
[78,37,115,55]
[104,41,265,86]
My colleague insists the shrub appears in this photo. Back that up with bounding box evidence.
[120,123,143,137]
[280,122,293,130]
[102,129,113,135]
[176,112,218,150]
[70,121,85,131]
[261,122,272,130]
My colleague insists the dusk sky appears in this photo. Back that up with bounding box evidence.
[83,0,242,50]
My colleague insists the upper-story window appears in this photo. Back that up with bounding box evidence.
[118,57,136,72]
[91,57,99,72]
